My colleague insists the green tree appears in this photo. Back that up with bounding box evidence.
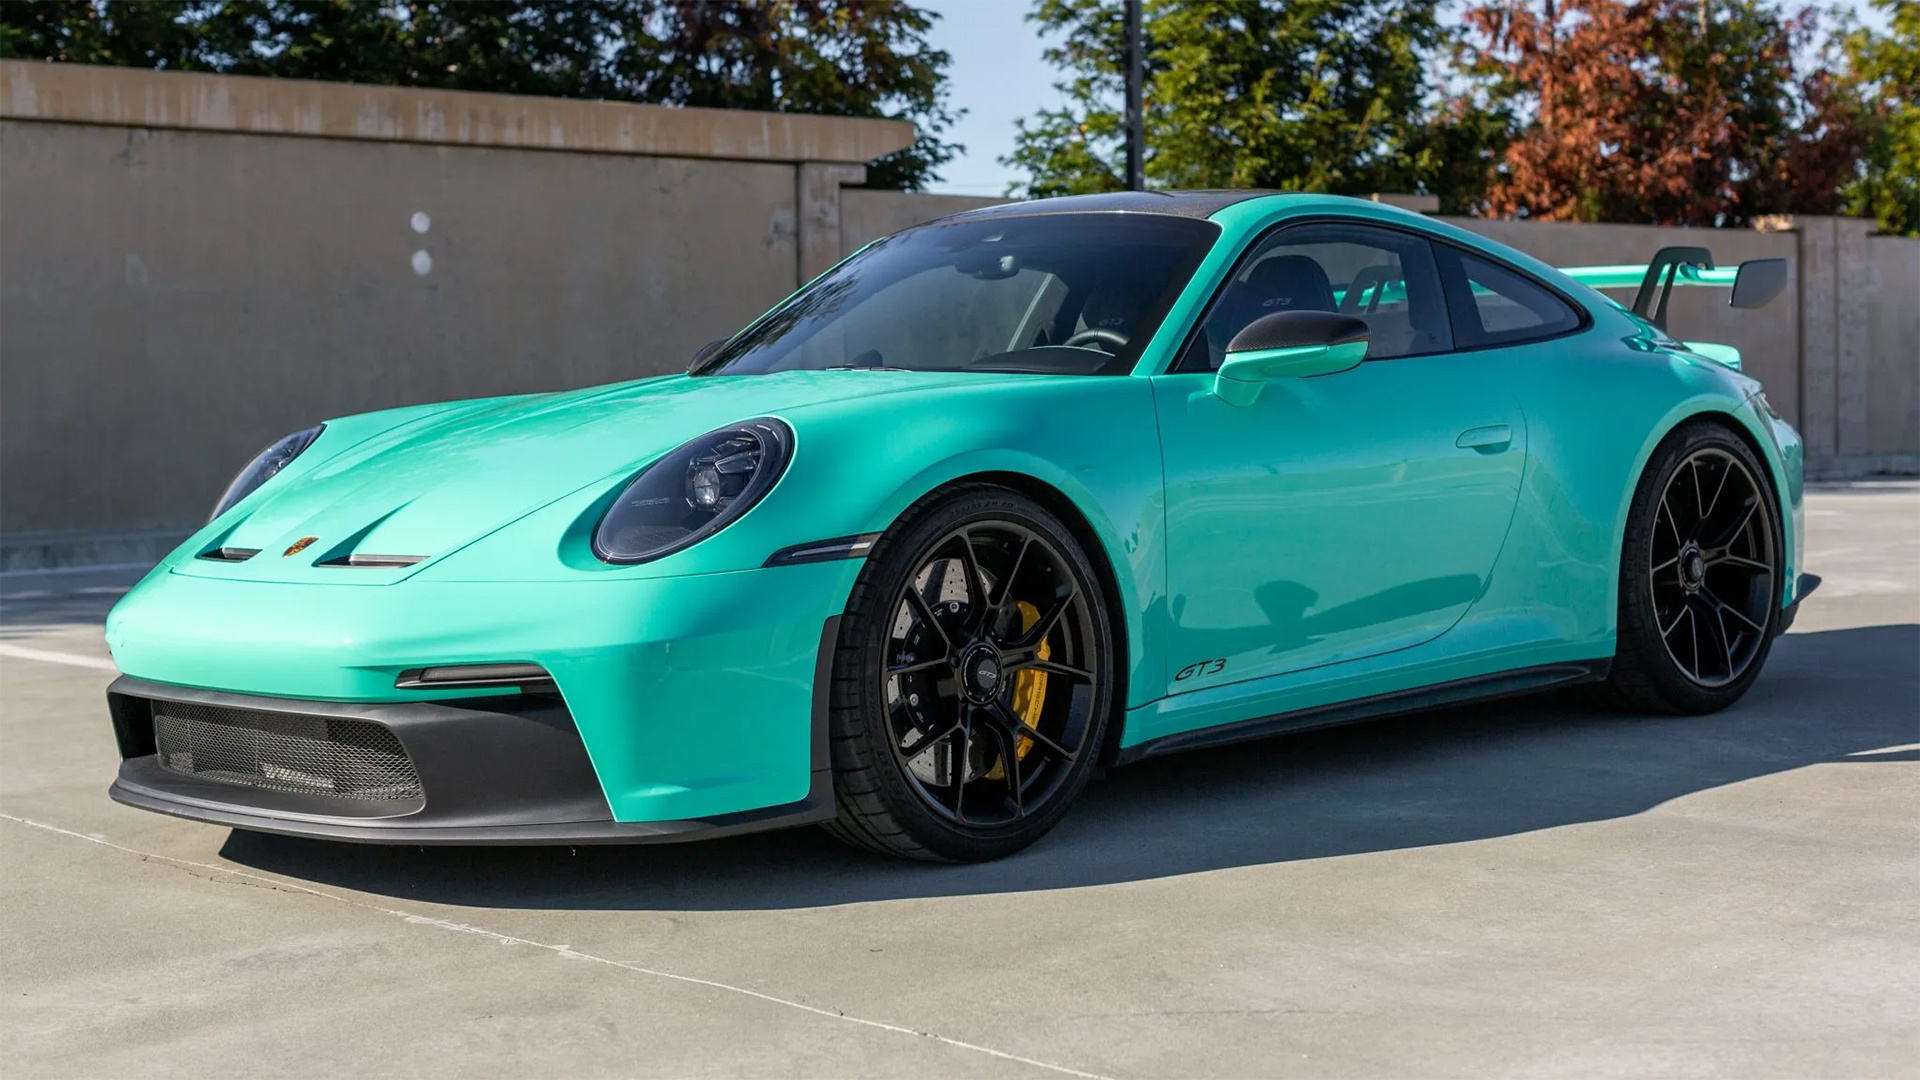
[1003,0,1468,201]
[1845,0,1920,234]
[0,0,212,69]
[0,1,960,191]
[615,1,960,189]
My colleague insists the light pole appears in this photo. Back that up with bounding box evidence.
[1123,0,1143,191]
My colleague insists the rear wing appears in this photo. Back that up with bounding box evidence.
[1559,246,1788,330]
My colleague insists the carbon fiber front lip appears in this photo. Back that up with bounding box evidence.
[109,759,833,845]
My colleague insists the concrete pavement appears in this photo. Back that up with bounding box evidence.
[3,483,1916,1078]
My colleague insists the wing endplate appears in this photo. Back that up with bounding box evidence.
[1560,250,1788,329]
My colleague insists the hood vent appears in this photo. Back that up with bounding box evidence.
[197,547,261,563]
[316,553,426,569]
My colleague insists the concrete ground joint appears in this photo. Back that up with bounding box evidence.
[0,811,1119,1080]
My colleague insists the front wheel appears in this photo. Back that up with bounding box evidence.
[1607,421,1784,714]
[822,485,1117,862]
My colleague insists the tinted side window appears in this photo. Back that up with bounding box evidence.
[1436,246,1585,349]
[1177,222,1452,371]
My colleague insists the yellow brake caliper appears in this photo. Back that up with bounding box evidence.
[986,600,1049,780]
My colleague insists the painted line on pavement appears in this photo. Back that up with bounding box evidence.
[0,813,1119,1080]
[0,643,117,672]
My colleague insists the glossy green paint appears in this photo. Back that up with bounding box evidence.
[109,370,1171,822]
[1560,263,1742,291]
[1152,351,1529,703]
[107,192,1806,825]
[1128,195,1802,745]
[1682,341,1743,370]
[1214,339,1368,405]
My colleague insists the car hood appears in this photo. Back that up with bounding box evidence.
[181,370,986,582]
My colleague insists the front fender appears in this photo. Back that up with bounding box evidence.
[415,377,1172,707]
[860,446,1160,707]
[785,378,1170,709]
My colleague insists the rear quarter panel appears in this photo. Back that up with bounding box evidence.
[1469,304,1802,656]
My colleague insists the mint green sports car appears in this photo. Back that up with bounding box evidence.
[104,191,1813,862]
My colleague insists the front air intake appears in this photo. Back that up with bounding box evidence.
[152,702,422,802]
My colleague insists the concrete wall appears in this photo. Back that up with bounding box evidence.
[839,188,1008,254]
[2,120,803,534]
[1756,217,1918,475]
[0,62,913,564]
[1,62,1913,566]
[1866,235,1920,462]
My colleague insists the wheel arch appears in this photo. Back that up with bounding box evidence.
[948,469,1134,767]
[1612,401,1797,624]
[868,462,1144,767]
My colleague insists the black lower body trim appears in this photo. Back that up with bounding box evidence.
[109,760,834,845]
[105,615,841,846]
[1776,572,1821,635]
[1114,659,1611,766]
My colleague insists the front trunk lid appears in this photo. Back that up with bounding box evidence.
[174,370,979,584]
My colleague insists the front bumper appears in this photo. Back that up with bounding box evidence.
[107,616,838,844]
[105,560,859,830]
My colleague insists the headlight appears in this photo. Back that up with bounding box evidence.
[209,425,323,521]
[592,418,793,564]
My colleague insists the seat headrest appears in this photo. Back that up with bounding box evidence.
[1240,255,1337,315]
[1080,277,1154,336]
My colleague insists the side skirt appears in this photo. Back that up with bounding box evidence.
[1112,659,1611,766]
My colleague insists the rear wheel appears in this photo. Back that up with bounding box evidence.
[1607,422,1783,714]
[823,485,1116,862]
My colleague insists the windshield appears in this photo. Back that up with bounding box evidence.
[695,213,1219,377]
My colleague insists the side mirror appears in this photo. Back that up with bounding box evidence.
[1730,258,1787,310]
[688,338,728,372]
[1214,311,1370,407]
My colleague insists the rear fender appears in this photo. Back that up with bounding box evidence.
[1613,399,1803,622]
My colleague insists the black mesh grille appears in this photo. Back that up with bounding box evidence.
[152,703,422,802]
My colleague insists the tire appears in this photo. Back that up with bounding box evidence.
[822,484,1118,862]
[1606,420,1784,714]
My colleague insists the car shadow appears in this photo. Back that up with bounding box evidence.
[220,623,1919,911]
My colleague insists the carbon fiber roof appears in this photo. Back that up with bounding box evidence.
[949,190,1286,220]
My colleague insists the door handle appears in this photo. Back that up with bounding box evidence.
[1456,424,1512,452]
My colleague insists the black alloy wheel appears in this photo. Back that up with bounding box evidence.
[823,485,1115,862]
[1608,422,1784,714]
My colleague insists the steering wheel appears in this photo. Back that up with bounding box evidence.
[1064,327,1130,353]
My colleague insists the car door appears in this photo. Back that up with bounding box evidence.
[1151,220,1528,696]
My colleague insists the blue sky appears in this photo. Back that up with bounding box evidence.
[919,0,1892,197]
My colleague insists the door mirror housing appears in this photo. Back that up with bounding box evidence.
[1214,311,1370,406]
